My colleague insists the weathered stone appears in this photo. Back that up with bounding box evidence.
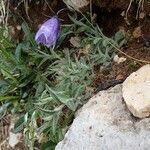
[56,85,150,150]
[63,0,89,11]
[123,65,150,118]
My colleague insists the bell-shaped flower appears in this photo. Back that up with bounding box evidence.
[35,16,60,47]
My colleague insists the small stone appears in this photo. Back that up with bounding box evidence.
[132,27,142,39]
[69,37,80,47]
[139,12,145,19]
[116,74,124,80]
[113,55,126,64]
[122,65,150,118]
[16,25,21,31]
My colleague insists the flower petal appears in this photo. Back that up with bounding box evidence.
[35,33,46,45]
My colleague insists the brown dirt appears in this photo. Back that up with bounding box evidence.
[94,0,130,10]
[9,0,150,40]
[94,38,150,91]
[93,0,150,38]
[94,0,150,12]
[92,0,150,89]
[0,115,26,150]
[0,115,10,149]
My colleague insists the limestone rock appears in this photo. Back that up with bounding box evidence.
[56,85,150,150]
[8,118,23,148]
[63,0,89,11]
[123,65,150,118]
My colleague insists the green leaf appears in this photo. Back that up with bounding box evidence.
[0,80,9,95]
[46,85,76,110]
[15,43,23,61]
[69,15,94,33]
[102,39,109,47]
[93,38,101,45]
[52,112,61,135]
[0,68,18,83]
[0,96,19,102]
[37,105,63,114]
[40,141,56,150]
[14,116,25,133]
[21,22,35,46]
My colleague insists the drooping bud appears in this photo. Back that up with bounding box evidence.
[35,16,60,47]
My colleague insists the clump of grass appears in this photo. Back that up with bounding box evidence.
[0,13,128,149]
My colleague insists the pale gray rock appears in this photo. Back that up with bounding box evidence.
[123,64,150,118]
[56,85,150,150]
[8,118,22,148]
[63,0,89,11]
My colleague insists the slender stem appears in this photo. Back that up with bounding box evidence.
[90,0,93,23]
[107,39,150,64]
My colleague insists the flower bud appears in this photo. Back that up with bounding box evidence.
[35,16,60,47]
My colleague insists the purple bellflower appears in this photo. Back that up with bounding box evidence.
[35,16,60,48]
